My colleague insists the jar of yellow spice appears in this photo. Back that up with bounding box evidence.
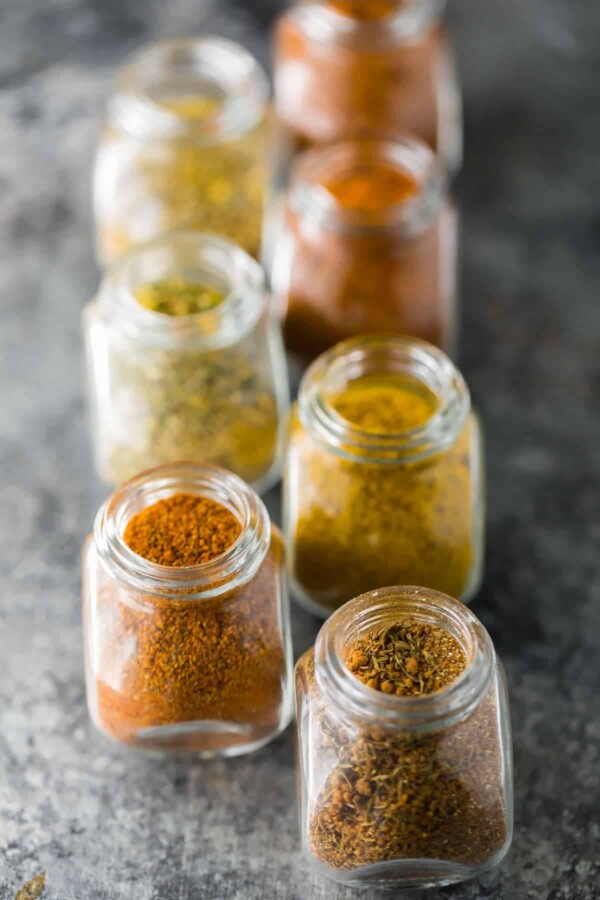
[93,37,269,265]
[84,232,289,491]
[284,335,484,615]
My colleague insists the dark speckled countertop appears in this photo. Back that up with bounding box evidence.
[1,1,599,898]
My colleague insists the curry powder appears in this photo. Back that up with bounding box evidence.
[287,374,481,613]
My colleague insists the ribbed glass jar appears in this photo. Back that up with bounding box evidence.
[296,586,513,887]
[93,37,270,264]
[83,231,289,492]
[273,0,461,184]
[83,463,294,755]
[284,335,484,616]
[272,137,458,360]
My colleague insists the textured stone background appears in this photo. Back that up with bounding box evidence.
[1,0,599,898]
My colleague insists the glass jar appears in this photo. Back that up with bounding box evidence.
[83,231,289,492]
[273,0,462,181]
[296,586,513,887]
[83,463,294,755]
[93,37,270,265]
[272,138,458,361]
[284,335,484,616]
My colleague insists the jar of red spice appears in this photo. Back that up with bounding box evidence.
[272,137,458,361]
[82,463,293,755]
[296,586,513,887]
[273,0,462,181]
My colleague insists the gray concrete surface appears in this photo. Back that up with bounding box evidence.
[0,0,599,898]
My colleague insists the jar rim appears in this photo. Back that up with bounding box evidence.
[93,462,271,599]
[97,231,266,348]
[289,138,445,237]
[315,586,495,729]
[108,37,269,144]
[298,334,470,463]
[289,0,445,46]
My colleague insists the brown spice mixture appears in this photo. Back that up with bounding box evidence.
[346,621,466,696]
[301,628,508,870]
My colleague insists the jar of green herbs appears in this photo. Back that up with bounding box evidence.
[83,232,289,492]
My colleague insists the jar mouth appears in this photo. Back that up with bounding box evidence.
[299,335,470,462]
[94,463,271,599]
[316,586,494,729]
[295,0,445,45]
[98,231,265,347]
[109,37,269,144]
[289,138,445,236]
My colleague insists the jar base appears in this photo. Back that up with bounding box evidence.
[89,712,292,758]
[308,846,510,889]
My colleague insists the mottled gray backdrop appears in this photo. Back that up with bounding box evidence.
[0,1,599,898]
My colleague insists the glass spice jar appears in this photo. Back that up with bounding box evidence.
[284,334,484,616]
[93,37,270,265]
[296,586,513,887]
[83,231,289,492]
[272,137,458,361]
[83,463,294,755]
[273,0,462,183]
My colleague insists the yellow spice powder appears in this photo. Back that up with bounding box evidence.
[288,375,480,612]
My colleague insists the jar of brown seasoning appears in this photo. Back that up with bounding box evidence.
[82,463,294,755]
[273,0,462,181]
[296,586,513,887]
[273,137,457,362]
[284,334,484,616]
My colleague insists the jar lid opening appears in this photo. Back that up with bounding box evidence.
[110,38,269,144]
[290,138,445,235]
[299,335,470,462]
[94,463,271,599]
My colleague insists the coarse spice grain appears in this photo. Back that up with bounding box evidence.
[91,494,287,751]
[346,621,466,696]
[288,374,480,612]
[300,621,508,871]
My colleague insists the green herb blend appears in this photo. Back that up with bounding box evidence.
[135,276,226,317]
[99,276,280,487]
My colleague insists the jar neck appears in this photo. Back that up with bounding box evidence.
[292,0,444,46]
[93,463,271,600]
[315,586,495,731]
[107,37,268,144]
[298,335,470,463]
[289,139,445,239]
[97,232,266,348]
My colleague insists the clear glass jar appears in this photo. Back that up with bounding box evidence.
[284,335,484,616]
[272,138,458,360]
[83,463,294,755]
[273,0,462,182]
[296,586,513,887]
[93,37,270,265]
[83,231,289,491]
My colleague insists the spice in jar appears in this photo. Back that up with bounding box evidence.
[295,587,513,886]
[285,335,484,616]
[274,138,457,360]
[84,232,288,492]
[83,464,293,754]
[273,0,462,173]
[94,37,270,265]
